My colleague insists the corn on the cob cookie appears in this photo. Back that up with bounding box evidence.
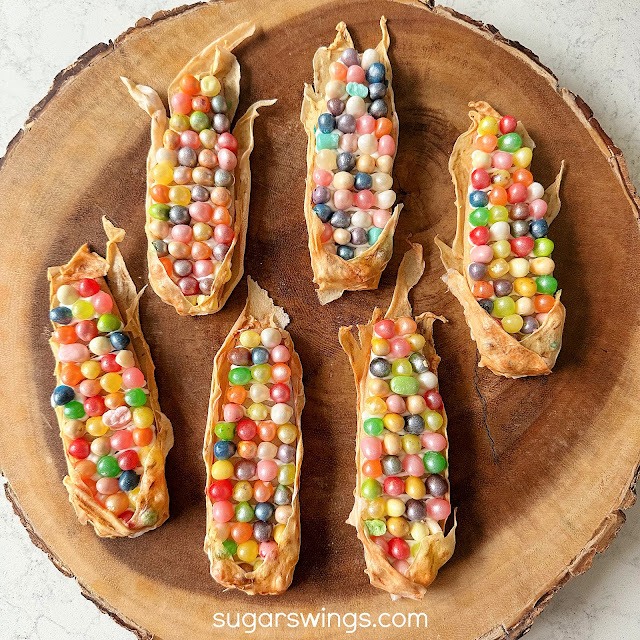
[48,217,173,537]
[122,23,275,315]
[301,18,402,305]
[203,278,304,594]
[436,102,565,378]
[339,244,455,600]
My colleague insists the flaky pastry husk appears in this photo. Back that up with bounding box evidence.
[435,101,566,378]
[301,17,402,305]
[339,243,456,600]
[122,22,275,315]
[203,278,304,594]
[47,217,174,538]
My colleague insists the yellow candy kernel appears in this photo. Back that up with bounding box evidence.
[211,460,234,480]
[366,497,386,519]
[406,334,425,351]
[151,162,174,186]
[513,146,533,168]
[81,360,102,380]
[277,423,297,444]
[365,396,387,415]
[200,75,221,97]
[239,330,261,349]
[237,540,259,563]
[386,499,406,518]
[371,338,390,356]
[169,185,191,206]
[477,116,498,136]
[492,240,511,260]
[405,476,427,500]
[410,521,429,541]
[509,258,530,278]
[513,277,537,297]
[133,406,155,429]
[386,516,410,538]
[273,524,286,544]
[100,373,122,394]
[86,417,108,437]
[383,413,404,433]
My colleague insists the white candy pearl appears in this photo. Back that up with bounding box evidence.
[250,383,270,403]
[419,371,438,390]
[271,403,293,425]
[509,258,530,278]
[56,284,79,305]
[345,96,366,118]
[358,134,378,155]
[326,80,346,100]
[115,350,135,368]
[275,505,293,524]
[260,328,281,348]
[361,48,380,71]
[527,182,544,201]
[156,148,177,166]
[333,228,351,245]
[376,155,394,173]
[471,150,492,169]
[489,221,510,241]
[257,442,278,459]
[515,297,535,316]
[376,190,396,209]
[89,337,112,356]
[352,210,372,228]
[333,171,354,190]
[371,172,393,192]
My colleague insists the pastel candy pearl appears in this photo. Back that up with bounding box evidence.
[122,367,145,389]
[223,403,244,422]
[250,384,270,402]
[352,210,372,228]
[212,500,234,523]
[333,171,355,189]
[91,291,113,314]
[386,394,406,414]
[361,48,379,70]
[371,172,393,192]
[193,260,214,278]
[271,403,293,425]
[116,350,135,368]
[260,328,281,348]
[492,151,513,169]
[393,560,410,576]
[419,371,438,390]
[171,225,193,243]
[58,343,90,363]
[340,133,358,152]
[529,198,548,219]
[257,459,278,481]
[259,541,278,560]
[527,182,545,201]
[376,190,396,209]
[378,135,396,156]
[313,168,333,186]
[103,406,132,430]
[426,498,451,520]
[356,115,376,135]
[358,134,378,155]
[402,454,424,476]
[257,442,278,459]
[189,201,212,222]
[470,245,493,263]
[389,338,411,358]
[345,96,366,118]
[334,189,353,209]
[217,148,237,171]
[354,190,374,209]
[325,80,346,99]
[422,432,447,451]
[489,221,510,241]
[346,65,365,83]
[471,150,492,169]
[96,477,120,495]
[180,130,200,148]
[373,209,391,228]
[361,436,383,460]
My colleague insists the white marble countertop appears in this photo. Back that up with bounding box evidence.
[0,1,638,638]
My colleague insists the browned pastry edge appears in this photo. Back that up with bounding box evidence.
[435,100,566,378]
[47,217,174,538]
[122,22,275,315]
[301,17,402,305]
[339,243,456,599]
[203,278,304,594]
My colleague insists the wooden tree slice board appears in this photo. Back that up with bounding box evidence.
[1,1,639,638]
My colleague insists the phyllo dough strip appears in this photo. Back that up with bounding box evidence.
[339,244,455,600]
[436,101,566,377]
[301,17,402,305]
[48,217,173,538]
[122,22,275,315]
[203,278,304,594]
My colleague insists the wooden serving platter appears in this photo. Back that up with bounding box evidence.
[1,1,639,638]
